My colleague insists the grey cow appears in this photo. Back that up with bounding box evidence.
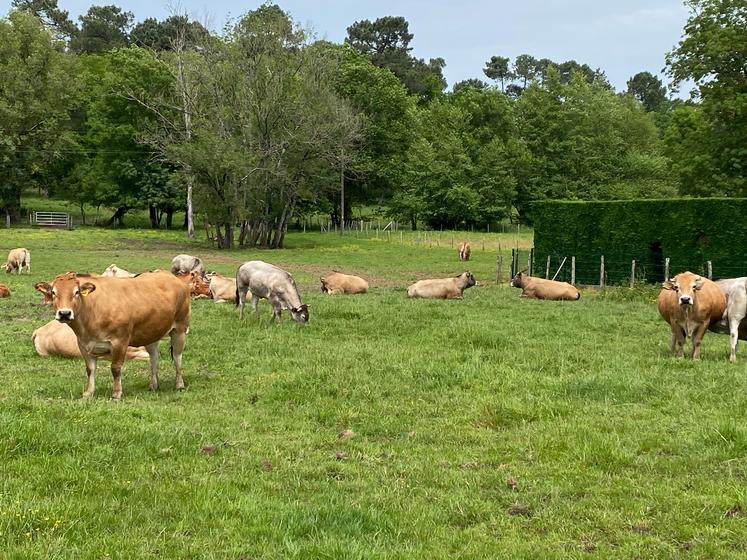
[236,260,309,323]
[170,254,205,278]
[709,277,747,362]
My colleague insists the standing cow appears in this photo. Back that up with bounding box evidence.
[170,254,205,278]
[708,277,747,362]
[407,272,476,299]
[236,260,309,322]
[3,248,30,274]
[657,271,726,360]
[35,271,191,400]
[458,241,471,261]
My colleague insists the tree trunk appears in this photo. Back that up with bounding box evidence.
[165,207,174,229]
[239,220,250,246]
[410,216,417,230]
[103,207,127,227]
[79,203,86,225]
[149,206,158,228]
[223,222,233,249]
[1,191,22,224]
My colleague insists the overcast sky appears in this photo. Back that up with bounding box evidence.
[1,0,693,95]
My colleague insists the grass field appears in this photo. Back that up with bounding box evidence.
[1,226,746,559]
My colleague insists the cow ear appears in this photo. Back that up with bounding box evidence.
[79,283,96,296]
[35,282,52,295]
[662,280,674,290]
[693,280,704,290]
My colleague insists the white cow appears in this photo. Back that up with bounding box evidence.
[709,277,747,362]
[236,260,309,322]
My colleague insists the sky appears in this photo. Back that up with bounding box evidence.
[1,0,693,96]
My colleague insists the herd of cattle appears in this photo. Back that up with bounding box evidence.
[1,243,746,400]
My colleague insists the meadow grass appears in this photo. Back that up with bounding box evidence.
[1,226,746,559]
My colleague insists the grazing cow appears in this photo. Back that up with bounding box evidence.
[708,277,747,362]
[35,271,191,400]
[32,320,150,361]
[206,272,237,303]
[236,260,309,322]
[0,283,10,298]
[171,254,204,278]
[509,271,581,301]
[3,248,30,274]
[320,272,369,295]
[175,270,211,299]
[102,264,135,278]
[407,271,477,299]
[458,241,471,261]
[657,271,726,360]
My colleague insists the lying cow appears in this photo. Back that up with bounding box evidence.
[36,271,191,400]
[320,272,369,295]
[32,320,150,361]
[236,260,309,322]
[509,271,580,301]
[175,270,211,299]
[657,271,726,360]
[171,254,204,278]
[206,272,237,303]
[102,264,135,278]
[407,271,476,299]
[3,248,30,274]
[0,283,10,298]
[708,277,747,362]
[458,241,471,261]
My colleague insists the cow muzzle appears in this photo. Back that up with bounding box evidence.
[678,295,693,305]
[56,309,74,322]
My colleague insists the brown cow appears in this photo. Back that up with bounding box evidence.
[510,271,581,301]
[320,272,369,295]
[175,270,211,299]
[458,241,471,261]
[657,271,726,360]
[206,272,237,303]
[3,248,30,274]
[35,271,191,400]
[0,283,9,298]
[32,320,150,361]
[407,272,476,299]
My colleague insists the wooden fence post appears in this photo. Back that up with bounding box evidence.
[510,248,516,279]
[571,256,576,285]
[664,257,670,282]
[707,260,713,279]
[545,255,551,279]
[599,255,605,288]
[528,248,534,277]
[630,260,636,288]
[496,254,503,284]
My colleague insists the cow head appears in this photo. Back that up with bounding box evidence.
[2,262,13,273]
[460,271,477,289]
[35,272,96,322]
[662,271,703,306]
[290,304,309,323]
[189,271,211,298]
[509,271,527,288]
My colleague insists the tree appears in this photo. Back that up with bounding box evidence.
[70,4,133,53]
[0,11,78,222]
[130,15,208,51]
[483,55,512,92]
[452,78,488,93]
[626,71,667,112]
[11,0,78,40]
[513,54,538,88]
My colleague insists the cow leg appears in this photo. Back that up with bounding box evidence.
[251,295,260,313]
[82,353,98,400]
[671,325,686,358]
[146,341,160,391]
[237,286,248,320]
[109,348,127,401]
[170,329,187,391]
[728,307,746,363]
[691,323,709,361]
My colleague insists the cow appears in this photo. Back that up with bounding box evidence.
[32,320,150,361]
[170,254,204,278]
[175,270,211,299]
[657,271,726,360]
[708,277,747,363]
[102,264,135,278]
[509,271,581,301]
[320,272,369,295]
[3,248,30,274]
[0,283,10,298]
[236,260,309,322]
[407,271,476,299]
[458,241,471,261]
[35,270,191,400]
[206,272,237,303]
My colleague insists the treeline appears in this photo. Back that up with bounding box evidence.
[1,0,745,247]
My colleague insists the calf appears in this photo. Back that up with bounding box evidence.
[32,320,150,361]
[708,277,747,362]
[407,271,476,299]
[36,271,191,400]
[458,241,471,261]
[236,260,309,322]
[3,248,30,274]
[175,270,211,299]
[320,272,369,295]
[206,272,237,303]
[0,283,9,298]
[171,254,204,278]
[509,271,580,301]
[102,264,135,278]
[657,271,726,360]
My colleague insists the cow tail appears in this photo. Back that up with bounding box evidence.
[235,286,240,307]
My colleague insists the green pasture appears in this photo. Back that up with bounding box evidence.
[1,227,746,559]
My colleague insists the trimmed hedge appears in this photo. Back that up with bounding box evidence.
[532,199,747,285]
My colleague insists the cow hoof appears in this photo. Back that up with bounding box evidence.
[730,356,737,364]
[111,393,122,401]
[176,383,186,391]
[149,383,159,392]
[81,391,94,400]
